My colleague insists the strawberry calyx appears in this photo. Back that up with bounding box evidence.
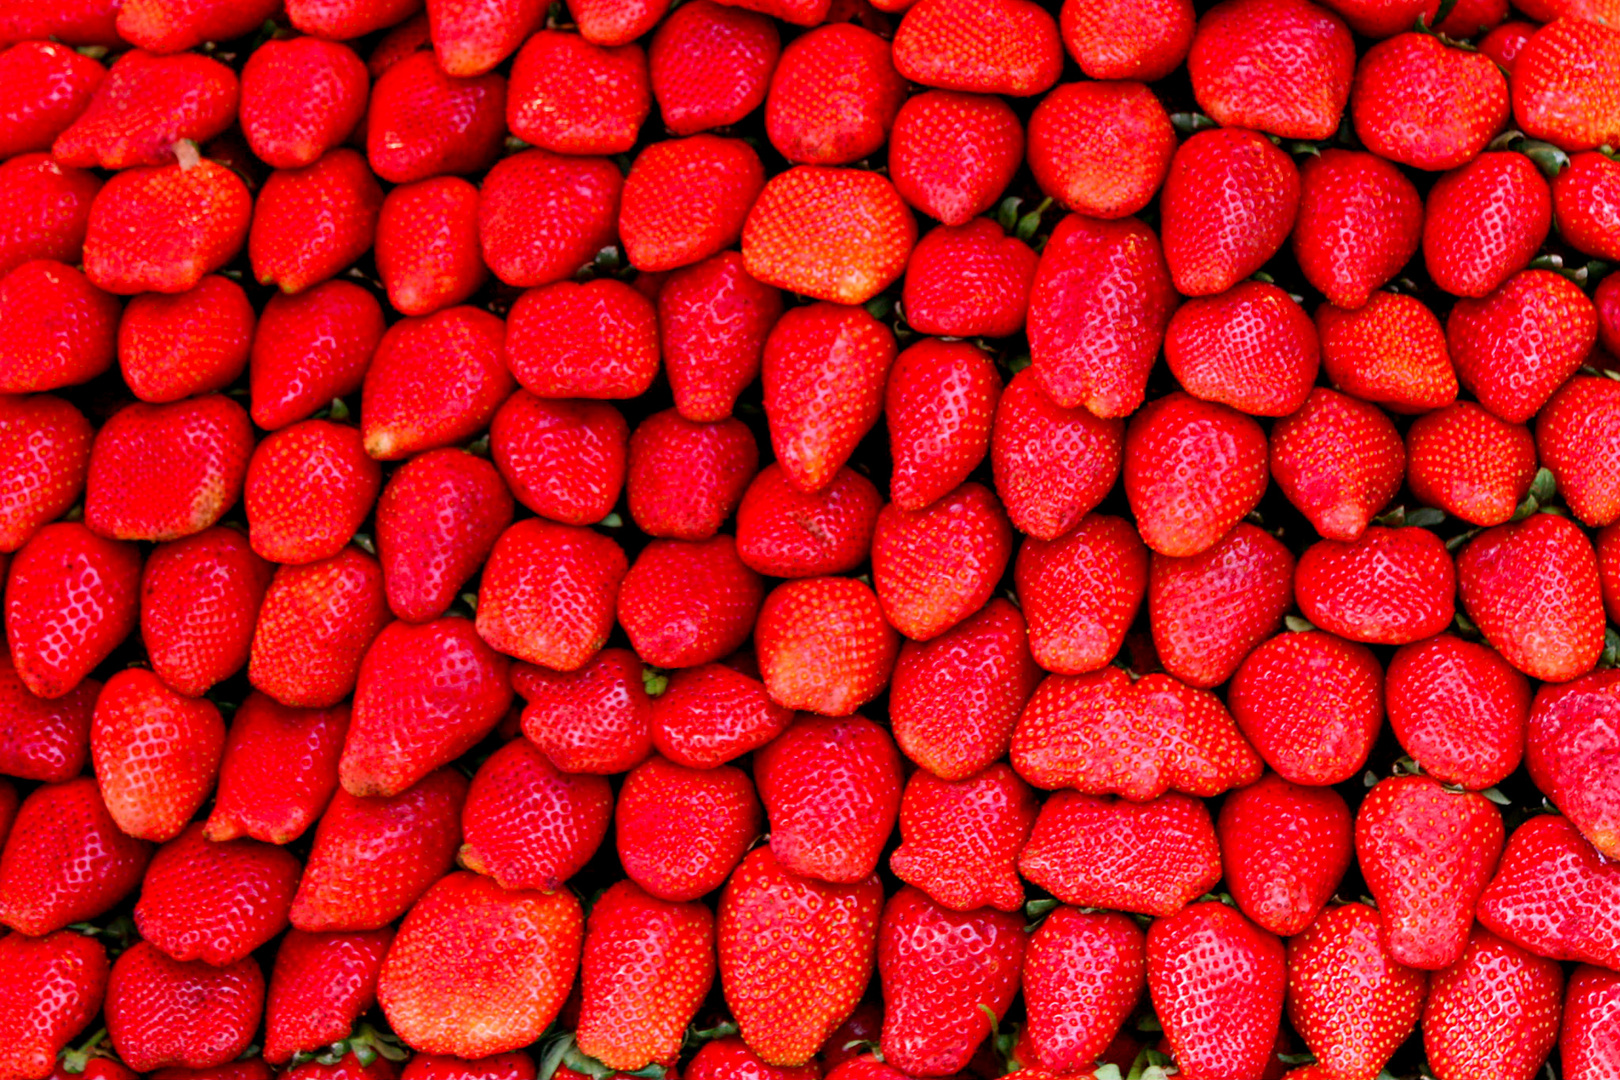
[539,1033,668,1080]
[56,1027,114,1074]
[293,1022,408,1068]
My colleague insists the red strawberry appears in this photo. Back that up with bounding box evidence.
[575,879,714,1070]
[1294,527,1454,644]
[756,577,897,716]
[1513,16,1620,152]
[1458,513,1606,682]
[92,668,225,842]
[360,306,514,460]
[83,161,252,296]
[0,653,94,781]
[1147,902,1286,1080]
[1603,522,1620,622]
[755,714,902,884]
[1422,927,1564,1080]
[250,548,392,709]
[118,275,253,403]
[514,650,653,775]
[1600,272,1620,355]
[0,259,119,394]
[240,36,369,170]
[1025,214,1175,418]
[1285,904,1426,1080]
[888,763,1035,913]
[0,0,122,45]
[742,166,916,306]
[1538,375,1620,526]
[264,928,392,1064]
[116,0,278,51]
[477,149,622,289]
[1022,908,1144,1074]
[104,941,264,1071]
[658,252,782,423]
[1386,633,1529,791]
[457,737,611,892]
[291,768,468,933]
[650,660,794,768]
[1018,791,1223,916]
[884,341,999,512]
[1528,670,1620,858]
[0,929,108,1080]
[476,518,627,672]
[0,393,90,552]
[649,0,780,136]
[1149,523,1295,689]
[1165,282,1319,416]
[618,537,764,669]
[889,90,1024,227]
[1478,814,1620,968]
[1558,153,1620,275]
[1218,773,1353,937]
[1270,388,1404,542]
[249,280,385,431]
[1188,0,1354,139]
[0,41,103,158]
[1124,392,1270,558]
[877,888,1023,1076]
[891,0,1062,96]
[1481,18,1536,70]
[428,0,545,76]
[247,421,380,564]
[1228,630,1384,786]
[251,149,384,295]
[1293,150,1424,310]
[488,392,626,527]
[1160,127,1300,297]
[378,871,582,1057]
[287,0,421,38]
[376,177,487,317]
[0,777,150,935]
[1351,32,1509,171]
[0,154,102,280]
[1356,776,1504,969]
[872,484,1012,642]
[568,0,668,43]
[205,693,347,845]
[1452,269,1598,424]
[53,50,237,170]
[1423,154,1552,299]
[377,448,513,623]
[282,1053,397,1080]
[506,279,659,400]
[735,464,881,578]
[1060,0,1193,80]
[6,522,138,699]
[401,1055,535,1080]
[365,51,504,185]
[1406,402,1537,526]
[1562,965,1620,1080]
[627,409,756,541]
[1014,513,1147,675]
[718,846,882,1066]
[620,136,764,273]
[1027,81,1174,220]
[615,754,761,901]
[687,1039,819,1080]
[765,23,904,166]
[1315,292,1458,413]
[902,220,1037,340]
[135,823,300,965]
[990,368,1124,540]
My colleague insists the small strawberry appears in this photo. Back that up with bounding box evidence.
[249,548,392,709]
[0,259,119,394]
[246,420,381,564]
[52,50,237,170]
[360,306,514,460]
[1027,81,1175,220]
[1423,154,1552,299]
[0,154,102,280]
[1537,375,1620,526]
[735,464,882,578]
[620,136,764,273]
[689,1039,820,1080]
[401,1055,535,1080]
[251,149,384,295]
[1478,814,1620,969]
[872,483,1012,642]
[627,409,757,541]
[1527,669,1620,858]
[105,941,264,1072]
[118,275,254,404]
[240,36,368,171]
[765,23,904,166]
[1165,282,1319,417]
[902,220,1037,340]
[457,738,611,892]
[1015,514,1147,674]
[205,693,348,845]
[0,393,91,552]
[1270,388,1404,542]
[428,0,546,75]
[1218,773,1353,937]
[1406,402,1538,526]
[1481,18,1536,70]
[264,928,392,1064]
[658,252,783,424]
[365,51,505,185]
[0,41,104,159]
[0,777,150,935]
[82,161,252,296]
[376,448,513,624]
[1292,150,1424,310]
[488,392,626,527]
[990,368,1124,540]
[1351,32,1509,171]
[0,653,94,781]
[650,660,794,768]
[1023,908,1145,1074]
[1188,0,1354,139]
[618,536,764,668]
[475,518,628,672]
[0,929,108,1080]
[648,0,780,136]
[891,0,1063,96]
[135,823,300,965]
[375,177,487,317]
[250,281,385,432]
[568,0,668,43]
[889,90,1024,227]
[884,341,999,513]
[1386,633,1529,791]
[1160,126,1301,297]
[1295,527,1455,644]
[756,577,897,717]
[92,668,225,842]
[477,149,622,289]
[514,650,653,775]
[1561,965,1620,1080]
[615,754,761,902]
[1422,927,1564,1080]
[1315,292,1458,413]
[506,278,659,400]
[888,763,1035,913]
[1513,16,1620,152]
[6,522,138,699]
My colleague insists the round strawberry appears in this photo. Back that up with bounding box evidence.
[648,0,780,136]
[765,23,904,167]
[1292,150,1423,311]
[506,30,649,156]
[888,90,1024,226]
[1386,633,1530,791]
[1188,0,1355,140]
[1027,80,1174,220]
[1350,32,1509,171]
[1165,282,1319,417]
[620,135,765,273]
[755,576,898,717]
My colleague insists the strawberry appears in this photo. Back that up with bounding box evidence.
[1513,17,1620,151]
[618,537,764,668]
[1453,270,1598,424]
[135,823,300,965]
[377,449,513,624]
[1228,630,1384,786]
[1025,214,1175,418]
[890,598,1041,781]
[291,768,468,933]
[755,714,902,884]
[1554,151,1620,262]
[1012,667,1262,799]
[649,0,780,136]
[365,51,505,185]
[0,260,119,394]
[508,30,648,155]
[742,166,916,306]
[1603,522,1620,622]
[1356,775,1504,969]
[0,41,103,158]
[889,91,1024,227]
[889,344,1005,516]
[1406,402,1537,526]
[650,660,794,768]
[478,149,622,289]
[1351,32,1509,171]
[250,548,392,709]
[507,279,659,400]
[1562,965,1620,1080]
[872,483,1012,642]
[251,149,385,295]
[488,392,626,527]
[92,668,225,842]
[0,393,91,551]
[627,409,757,540]
[688,1039,820,1080]
[250,280,386,431]
[1188,0,1355,139]
[0,778,150,935]
[1027,81,1174,220]
[0,929,108,1080]
[901,220,1037,340]
[888,762,1035,912]
[514,650,654,775]
[427,0,546,75]
[376,177,487,317]
[283,1053,398,1080]
[287,0,422,38]
[1295,527,1455,644]
[1315,292,1457,413]
[83,161,252,296]
[206,693,346,846]
[1285,904,1426,1080]
[1422,927,1564,1080]
[1423,154,1552,299]
[1022,908,1144,1074]
[891,0,1063,96]
[1320,0,1437,35]
[457,738,611,892]
[1124,392,1270,558]
[475,518,628,672]
[878,888,1023,1076]
[0,653,94,781]
[736,464,882,578]
[360,306,514,460]
[1386,633,1530,790]
[1014,514,1147,674]
[116,0,279,51]
[401,1055,536,1080]
[6,522,138,699]
[1018,791,1223,916]
[1293,151,1423,310]
[1147,902,1286,1080]
[1538,375,1620,526]
[246,420,381,564]
[568,0,668,43]
[621,136,764,274]
[378,871,582,1057]
[990,368,1124,541]
[1059,0,1194,81]
[1165,282,1319,417]
[240,36,368,171]
[0,0,121,44]
[1270,388,1404,542]
[1217,773,1353,937]
[615,754,761,901]
[575,880,715,1070]
[52,50,238,170]
[1149,523,1295,689]
[766,23,904,167]
[0,154,103,279]
[659,252,783,424]
[1457,513,1606,682]
[1601,272,1620,356]
[1481,18,1536,70]
[1478,814,1620,968]
[118,275,254,403]
[1161,127,1300,298]
[1527,670,1620,857]
[85,394,252,542]
[718,847,882,1066]
[105,941,264,1072]
[267,930,392,1066]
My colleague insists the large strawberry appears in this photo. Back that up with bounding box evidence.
[205,693,347,845]
[0,777,150,935]
[1014,513,1147,674]
[1270,388,1405,542]
[617,536,763,668]
[1554,150,1620,261]
[246,420,380,564]
[889,91,1024,227]
[1537,375,1620,527]
[888,762,1037,913]
[457,738,612,892]
[92,668,225,842]
[1292,150,1423,310]
[53,49,237,170]
[885,340,1000,513]
[1149,524,1295,689]
[1125,392,1270,558]
[118,275,254,404]
[1450,269,1598,424]
[1217,773,1353,936]
[514,650,653,776]
[239,35,369,170]
[1422,927,1564,1080]
[478,149,621,289]
[376,448,513,624]
[1027,80,1174,220]
[249,281,385,431]
[363,306,513,460]
[1022,907,1145,1074]
[105,941,264,1071]
[250,548,391,709]
[0,929,108,1080]
[1561,965,1620,1080]
[1527,670,1620,858]
[890,0,1063,96]
[6,521,139,699]
[1159,127,1301,297]
[365,50,505,185]
[764,23,904,167]
[736,463,882,578]
[1165,282,1319,417]
[658,252,783,424]
[1423,153,1551,300]
[83,161,251,296]
[264,928,393,1064]
[648,1,780,136]
[1512,16,1620,151]
[1478,814,1620,969]
[0,154,102,280]
[1351,32,1508,170]
[0,259,118,394]
[1385,633,1530,791]
[755,577,897,717]
[990,368,1125,541]
[0,42,103,159]
[0,394,88,553]
[506,279,658,401]
[626,409,756,540]
[615,754,761,902]
[1188,0,1355,139]
[250,150,383,295]
[1294,526,1455,644]
[903,219,1038,340]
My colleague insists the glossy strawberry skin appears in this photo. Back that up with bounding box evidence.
[615,754,761,902]
[376,177,487,317]
[246,420,381,565]
[142,527,271,698]
[1423,154,1552,300]
[1027,80,1175,220]
[1022,907,1145,1073]
[0,259,119,394]
[627,409,756,541]
[506,278,659,401]
[1386,633,1530,791]
[1450,269,1598,425]
[1478,814,1620,969]
[360,306,514,461]
[376,449,512,624]
[1188,0,1355,140]
[251,149,384,295]
[872,484,1012,642]
[1218,774,1353,937]
[990,368,1124,541]
[0,929,108,1080]
[765,23,904,167]
[488,392,625,528]
[1561,964,1620,1080]
[889,91,1023,227]
[1351,32,1509,171]
[1060,0,1194,80]
[902,219,1037,340]
[5,521,139,699]
[1292,150,1423,310]
[0,777,151,936]
[650,661,795,769]
[250,548,392,709]
[286,0,422,39]
[756,577,897,717]
[83,161,252,296]
[888,763,1035,913]
[263,928,392,1064]
[1165,281,1319,417]
[1538,375,1620,527]
[686,1038,819,1080]
[0,393,91,552]
[476,518,628,673]
[457,737,611,893]
[514,650,653,776]
[1422,927,1564,1080]
[1554,150,1620,261]
[240,36,368,170]
[735,464,881,579]
[53,49,237,170]
[618,536,763,669]
[890,0,1063,97]
[1513,16,1620,152]
[648,0,779,136]
[1406,402,1537,527]
[1016,514,1146,676]
[91,668,226,843]
[400,1054,536,1080]
[0,154,103,280]
[134,823,300,966]
[0,41,103,158]
[477,148,622,289]
[249,280,385,432]
[1527,670,1620,859]
[1316,292,1457,417]
[885,341,1000,513]
[506,31,644,155]
[365,51,505,185]
[1294,527,1455,645]
[0,653,95,781]
[658,252,782,424]
[104,941,264,1072]
[118,275,254,404]
[205,693,348,846]
[622,136,764,275]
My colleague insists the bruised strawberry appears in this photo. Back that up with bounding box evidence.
[250,549,391,709]
[1407,403,1537,527]
[0,654,94,781]
[1386,633,1530,791]
[1295,527,1454,645]
[1150,523,1295,689]
[1160,127,1300,297]
[365,51,505,185]
[1293,151,1423,310]
[736,463,881,578]
[1270,388,1404,542]
[1027,81,1174,220]
[0,778,150,935]
[1513,17,1620,152]
[118,276,253,403]
[263,928,392,1064]
[377,449,513,623]
[1554,151,1620,261]
[1165,282,1319,417]
[53,50,237,170]
[1060,0,1194,81]
[1537,375,1620,526]
[1015,514,1147,675]
[251,149,384,295]
[649,0,779,136]
[891,0,1062,96]
[1527,670,1620,858]
[1478,814,1620,969]
[872,484,1012,642]
[621,136,764,273]
[888,763,1035,913]
[1188,0,1355,139]
[83,161,252,296]
[476,519,628,672]
[457,737,610,892]
[1218,774,1353,937]
[990,369,1123,541]
[360,306,513,460]
[615,754,760,902]
[766,23,904,166]
[142,527,272,698]
[507,30,647,155]
[250,281,385,431]
[1351,32,1509,171]
[1315,292,1457,413]
[659,253,782,424]
[478,149,622,288]
[901,220,1037,340]
[0,260,119,394]
[6,523,138,700]
[650,661,794,769]
[376,178,487,317]
[506,278,659,400]
[135,823,300,965]
[1421,927,1563,1080]
[0,393,90,552]
[627,409,756,541]
[206,693,348,845]
[427,0,546,76]
[105,942,264,1072]
[889,91,1023,227]
[514,650,652,775]
[0,929,107,1080]
[1424,154,1552,300]
[0,154,102,279]
[0,42,103,159]
[92,668,225,842]
[488,392,626,527]
[240,36,368,170]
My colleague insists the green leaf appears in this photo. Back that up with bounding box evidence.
[1278,1053,1318,1066]
[865,295,894,321]
[1024,897,1060,920]
[1363,769,1380,789]
[1284,615,1316,633]
[1406,507,1446,528]
[1520,139,1571,180]
[1530,467,1557,503]
[1481,787,1512,806]
[537,1035,577,1080]
[1601,626,1620,669]
[1454,609,1479,636]
[1429,0,1461,29]
[996,196,1024,232]
[459,592,479,612]
[326,397,351,422]
[1015,197,1053,243]
[642,667,670,697]
[599,512,624,528]
[1094,1067,1123,1080]
[351,532,376,556]
[688,1020,739,1043]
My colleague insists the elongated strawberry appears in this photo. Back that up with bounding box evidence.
[251,149,384,295]
[650,661,794,769]
[872,484,1011,642]
[1424,154,1552,300]
[92,668,225,842]
[250,281,385,432]
[1218,773,1353,937]
[205,693,348,845]
[1386,633,1529,791]
[1188,0,1355,140]
[360,306,513,460]
[1292,150,1423,310]
[1527,670,1620,858]
[476,518,628,672]
[250,548,392,709]
[376,177,487,317]
[1023,908,1145,1074]
[376,449,512,624]
[659,252,782,424]
[0,929,108,1080]
[1125,392,1270,558]
[240,36,368,171]
[1159,126,1300,297]
[615,754,760,902]
[1015,514,1147,675]
[0,777,150,936]
[0,393,90,552]
[104,942,264,1072]
[457,738,611,893]
[264,928,393,1064]
[884,341,999,513]
[6,522,138,699]
[990,368,1124,541]
[1270,387,1405,542]
[247,420,381,564]
[888,763,1036,913]
[1422,927,1564,1080]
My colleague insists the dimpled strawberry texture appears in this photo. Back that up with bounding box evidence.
[6,4,1620,1079]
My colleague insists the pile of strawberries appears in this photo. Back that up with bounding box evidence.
[3,0,1620,1077]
